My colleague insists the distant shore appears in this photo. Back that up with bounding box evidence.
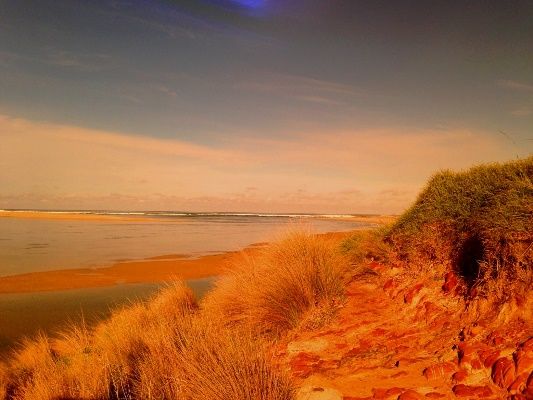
[0,210,397,225]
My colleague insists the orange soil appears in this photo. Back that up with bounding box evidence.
[276,262,533,399]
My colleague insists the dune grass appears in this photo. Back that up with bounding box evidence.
[202,231,350,336]
[1,231,349,399]
[1,280,294,400]
[387,156,533,307]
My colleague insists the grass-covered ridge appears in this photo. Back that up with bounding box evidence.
[387,156,532,301]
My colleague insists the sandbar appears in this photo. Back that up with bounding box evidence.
[0,247,259,294]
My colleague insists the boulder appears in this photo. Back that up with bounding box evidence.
[452,384,493,397]
[296,386,343,400]
[492,357,516,389]
[422,362,456,380]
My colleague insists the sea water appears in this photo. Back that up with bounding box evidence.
[0,211,372,356]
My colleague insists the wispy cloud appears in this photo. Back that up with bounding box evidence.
[237,72,368,105]
[1,114,528,213]
[0,114,239,163]
[0,48,117,72]
[510,106,532,117]
[44,49,115,72]
[497,79,533,92]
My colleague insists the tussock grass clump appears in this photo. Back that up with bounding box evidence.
[2,280,293,400]
[173,322,293,400]
[203,231,350,336]
[387,156,532,306]
[341,228,390,264]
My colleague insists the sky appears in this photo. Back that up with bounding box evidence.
[0,0,532,214]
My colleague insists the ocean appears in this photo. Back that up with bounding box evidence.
[0,211,372,356]
[0,210,370,276]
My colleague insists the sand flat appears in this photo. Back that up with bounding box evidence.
[0,246,261,294]
[0,210,158,223]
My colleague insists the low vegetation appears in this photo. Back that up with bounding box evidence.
[1,157,531,398]
[203,231,350,335]
[0,232,347,399]
[387,156,532,308]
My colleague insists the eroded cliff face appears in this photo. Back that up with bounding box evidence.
[275,261,533,400]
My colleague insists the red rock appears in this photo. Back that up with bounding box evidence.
[428,316,450,330]
[442,271,458,293]
[371,388,387,399]
[318,359,340,370]
[514,338,533,375]
[372,388,404,399]
[471,358,483,370]
[404,283,423,304]
[390,371,409,378]
[479,349,501,368]
[424,393,446,398]
[385,387,404,396]
[469,324,483,337]
[289,352,320,378]
[522,337,533,350]
[488,334,505,346]
[372,387,405,399]
[344,340,372,358]
[458,343,484,368]
[525,371,533,398]
[394,345,410,354]
[383,279,395,291]
[452,370,468,383]
[397,390,424,400]
[492,357,516,389]
[452,384,493,397]
[509,372,529,395]
[422,362,456,380]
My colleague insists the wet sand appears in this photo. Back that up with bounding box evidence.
[0,245,262,294]
[0,210,157,223]
[0,231,356,294]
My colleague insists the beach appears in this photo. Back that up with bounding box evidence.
[0,210,372,355]
[0,246,259,294]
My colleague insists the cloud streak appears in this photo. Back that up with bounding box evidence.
[497,79,533,93]
[0,114,528,213]
[237,73,368,105]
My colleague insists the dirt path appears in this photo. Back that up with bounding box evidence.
[277,263,533,399]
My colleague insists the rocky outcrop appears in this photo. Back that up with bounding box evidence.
[276,261,533,400]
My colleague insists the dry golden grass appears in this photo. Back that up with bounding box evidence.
[202,231,350,336]
[1,240,307,400]
[0,367,6,399]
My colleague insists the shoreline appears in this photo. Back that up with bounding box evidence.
[0,246,260,295]
[0,210,397,225]
[0,232,354,295]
